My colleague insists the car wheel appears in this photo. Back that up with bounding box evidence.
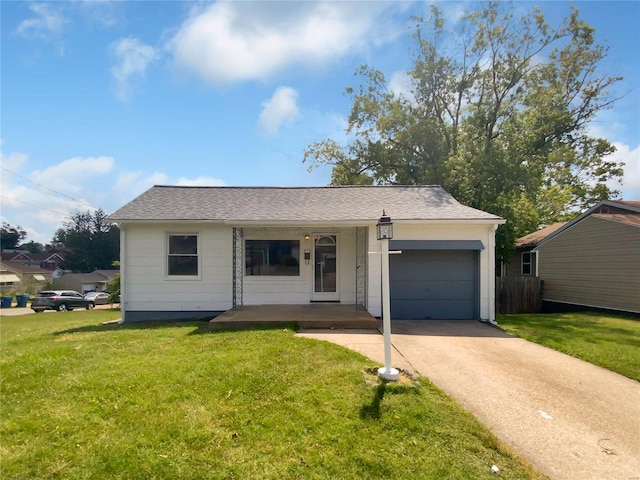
[86,302,95,310]
[57,303,67,312]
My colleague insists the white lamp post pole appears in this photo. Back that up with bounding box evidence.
[377,212,399,381]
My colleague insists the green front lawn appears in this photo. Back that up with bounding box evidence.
[498,312,640,381]
[1,311,542,479]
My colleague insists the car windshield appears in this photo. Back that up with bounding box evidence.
[84,293,98,298]
[37,292,57,297]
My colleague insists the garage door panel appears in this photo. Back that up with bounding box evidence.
[392,299,474,320]
[390,280,473,300]
[390,249,478,320]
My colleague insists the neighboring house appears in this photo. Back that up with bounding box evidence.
[0,260,52,292]
[533,200,640,314]
[107,185,505,323]
[30,249,66,270]
[0,248,65,270]
[55,269,120,293]
[502,222,567,277]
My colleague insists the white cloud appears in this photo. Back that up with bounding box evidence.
[112,170,169,200]
[0,153,114,243]
[110,37,157,101]
[612,142,640,200]
[168,1,398,85]
[175,176,227,186]
[30,156,114,194]
[258,87,300,135]
[77,0,120,28]
[388,70,416,104]
[16,3,67,40]
[1,150,231,244]
[0,151,29,172]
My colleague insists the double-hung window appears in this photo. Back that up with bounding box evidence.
[168,234,199,277]
[521,251,532,276]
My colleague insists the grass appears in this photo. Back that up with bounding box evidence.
[498,312,640,381]
[1,311,543,480]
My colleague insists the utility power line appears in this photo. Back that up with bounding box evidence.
[1,166,105,212]
[1,195,73,217]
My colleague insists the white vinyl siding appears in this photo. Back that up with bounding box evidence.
[122,223,232,313]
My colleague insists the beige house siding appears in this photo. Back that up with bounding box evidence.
[503,248,538,277]
[536,216,640,313]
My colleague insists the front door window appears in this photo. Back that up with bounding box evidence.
[314,235,338,299]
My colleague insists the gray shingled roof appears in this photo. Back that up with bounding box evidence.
[107,185,503,223]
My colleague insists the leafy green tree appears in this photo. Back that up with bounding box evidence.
[53,209,119,272]
[18,241,44,253]
[304,2,624,261]
[1,223,27,250]
[105,273,120,304]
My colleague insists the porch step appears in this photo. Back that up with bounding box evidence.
[207,304,380,331]
[208,318,379,331]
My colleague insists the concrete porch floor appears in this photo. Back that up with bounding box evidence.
[208,304,379,330]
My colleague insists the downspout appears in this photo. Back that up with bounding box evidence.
[119,225,126,324]
[488,224,498,326]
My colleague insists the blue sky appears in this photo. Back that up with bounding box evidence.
[1,1,639,244]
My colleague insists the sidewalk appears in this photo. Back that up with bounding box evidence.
[0,304,117,316]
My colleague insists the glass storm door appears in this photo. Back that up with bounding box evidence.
[313,235,338,301]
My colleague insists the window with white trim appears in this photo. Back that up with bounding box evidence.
[521,251,532,276]
[167,234,198,276]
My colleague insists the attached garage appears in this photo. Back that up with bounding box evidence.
[389,241,482,320]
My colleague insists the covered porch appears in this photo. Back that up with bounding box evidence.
[208,304,379,330]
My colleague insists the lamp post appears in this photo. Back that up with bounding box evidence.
[377,211,399,381]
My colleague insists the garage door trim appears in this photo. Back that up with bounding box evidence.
[390,240,485,250]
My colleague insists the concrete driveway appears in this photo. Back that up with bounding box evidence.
[298,320,640,480]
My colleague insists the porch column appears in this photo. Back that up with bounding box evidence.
[232,227,244,309]
[355,226,368,310]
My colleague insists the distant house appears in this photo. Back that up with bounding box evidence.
[55,270,120,293]
[502,222,567,277]
[0,260,52,293]
[0,248,65,270]
[533,200,640,314]
[107,185,505,323]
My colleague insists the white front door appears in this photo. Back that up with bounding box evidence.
[312,234,339,301]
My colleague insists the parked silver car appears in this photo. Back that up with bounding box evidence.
[83,292,111,305]
[31,290,95,312]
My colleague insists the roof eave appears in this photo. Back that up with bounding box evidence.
[111,217,505,226]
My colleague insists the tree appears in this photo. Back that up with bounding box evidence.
[18,241,45,253]
[53,209,120,272]
[105,273,120,304]
[304,2,624,261]
[1,222,27,250]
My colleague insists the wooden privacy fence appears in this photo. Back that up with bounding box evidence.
[496,277,543,314]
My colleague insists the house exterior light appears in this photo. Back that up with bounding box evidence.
[377,211,399,381]
[376,212,393,240]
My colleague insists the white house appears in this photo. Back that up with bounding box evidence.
[107,185,504,323]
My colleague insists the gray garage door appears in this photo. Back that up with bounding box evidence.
[390,249,478,319]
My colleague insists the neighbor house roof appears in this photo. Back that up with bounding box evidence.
[0,260,51,275]
[515,222,567,248]
[60,270,119,283]
[107,185,504,224]
[534,200,640,249]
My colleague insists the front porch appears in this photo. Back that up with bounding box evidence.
[208,304,379,330]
